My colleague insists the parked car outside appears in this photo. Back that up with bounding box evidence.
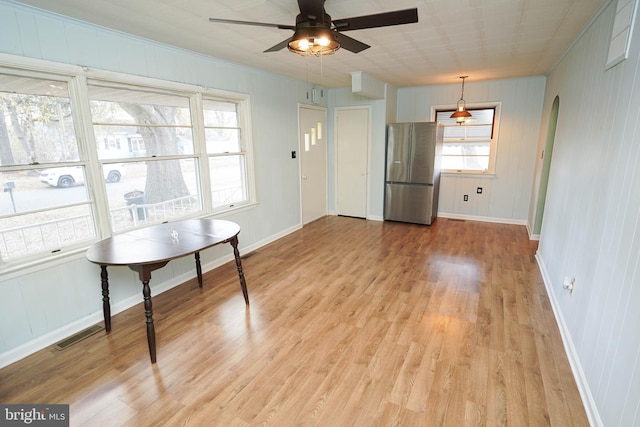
[40,165,124,188]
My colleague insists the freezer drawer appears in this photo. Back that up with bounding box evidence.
[384,183,436,225]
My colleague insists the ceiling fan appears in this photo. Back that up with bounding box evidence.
[209,0,419,56]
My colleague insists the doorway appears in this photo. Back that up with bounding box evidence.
[335,107,370,218]
[299,105,327,224]
[533,96,560,235]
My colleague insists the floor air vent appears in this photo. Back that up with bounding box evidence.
[447,218,466,222]
[54,324,104,351]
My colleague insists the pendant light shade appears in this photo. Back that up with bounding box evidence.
[451,76,472,124]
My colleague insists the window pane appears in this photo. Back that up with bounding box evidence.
[444,124,493,140]
[0,205,95,261]
[442,142,490,155]
[0,168,93,218]
[203,99,241,155]
[107,159,201,232]
[442,155,489,171]
[0,75,79,165]
[436,108,494,127]
[205,128,241,154]
[88,85,194,159]
[203,99,238,127]
[442,141,490,171]
[209,155,247,209]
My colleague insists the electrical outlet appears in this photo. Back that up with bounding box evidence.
[563,277,575,295]
[463,195,469,201]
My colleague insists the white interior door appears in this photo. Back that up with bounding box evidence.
[336,107,369,218]
[299,105,327,224]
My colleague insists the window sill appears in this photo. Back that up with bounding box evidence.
[208,201,259,218]
[441,171,496,178]
[0,202,260,279]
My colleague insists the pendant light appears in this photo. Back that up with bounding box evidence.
[450,76,472,124]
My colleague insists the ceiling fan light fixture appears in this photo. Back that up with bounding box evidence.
[288,27,340,56]
[450,76,472,124]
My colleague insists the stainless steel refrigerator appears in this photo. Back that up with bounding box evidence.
[384,122,443,225]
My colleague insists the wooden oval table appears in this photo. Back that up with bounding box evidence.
[86,219,249,363]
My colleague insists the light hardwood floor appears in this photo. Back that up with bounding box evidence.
[0,216,588,426]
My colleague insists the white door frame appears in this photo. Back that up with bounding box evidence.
[333,106,372,218]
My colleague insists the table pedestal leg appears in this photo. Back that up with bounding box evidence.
[100,266,111,333]
[195,251,203,288]
[230,236,250,306]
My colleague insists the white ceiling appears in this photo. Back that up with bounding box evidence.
[11,0,609,88]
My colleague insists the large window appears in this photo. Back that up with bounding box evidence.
[0,66,254,267]
[435,105,500,174]
[88,83,201,232]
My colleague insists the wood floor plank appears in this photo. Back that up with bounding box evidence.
[0,216,589,426]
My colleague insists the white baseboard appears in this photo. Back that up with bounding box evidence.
[525,222,540,240]
[0,313,106,370]
[0,223,302,369]
[535,253,603,427]
[437,212,528,225]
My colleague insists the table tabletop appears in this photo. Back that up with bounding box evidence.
[86,219,240,266]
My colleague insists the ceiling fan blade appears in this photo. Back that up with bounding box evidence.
[208,17,295,31]
[264,37,293,53]
[297,0,325,19]
[332,8,418,31]
[334,32,370,53]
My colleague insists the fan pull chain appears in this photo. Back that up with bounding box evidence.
[320,50,324,88]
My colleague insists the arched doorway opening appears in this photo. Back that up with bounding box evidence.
[533,95,560,235]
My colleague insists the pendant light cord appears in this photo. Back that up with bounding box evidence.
[459,76,467,101]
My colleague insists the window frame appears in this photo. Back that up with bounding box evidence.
[199,95,255,212]
[431,102,501,175]
[0,58,256,273]
[0,68,97,267]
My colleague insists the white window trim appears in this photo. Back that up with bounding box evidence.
[0,54,256,273]
[431,101,501,175]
